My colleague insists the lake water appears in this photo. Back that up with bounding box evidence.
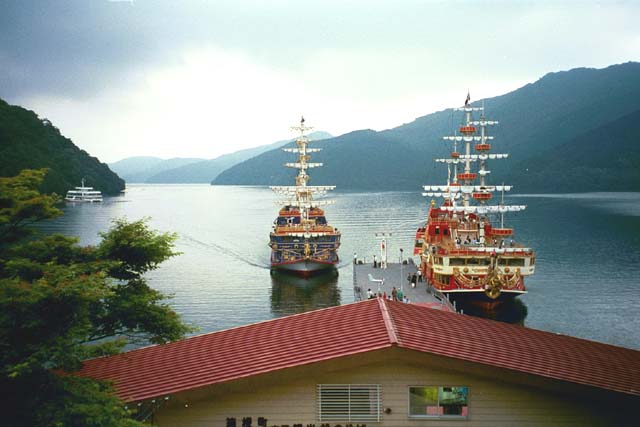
[41,185,640,349]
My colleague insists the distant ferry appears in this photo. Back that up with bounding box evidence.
[415,94,536,305]
[65,178,103,203]
[269,117,341,276]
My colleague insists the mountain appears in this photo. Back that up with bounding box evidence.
[111,131,332,184]
[516,108,640,192]
[109,157,205,183]
[0,98,124,195]
[147,130,332,183]
[213,62,640,193]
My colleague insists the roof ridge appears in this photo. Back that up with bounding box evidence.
[82,300,380,362]
[377,298,399,345]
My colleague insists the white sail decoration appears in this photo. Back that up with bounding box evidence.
[453,106,484,112]
[282,148,322,153]
[440,205,526,213]
[270,185,336,193]
[468,120,499,126]
[458,154,509,160]
[435,158,477,164]
[443,136,494,142]
[422,192,461,199]
[284,162,323,168]
[423,185,512,192]
[275,200,336,208]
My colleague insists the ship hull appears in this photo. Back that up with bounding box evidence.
[269,232,340,277]
[442,289,525,308]
[271,259,337,277]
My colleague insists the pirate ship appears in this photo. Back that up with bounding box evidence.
[414,93,536,304]
[269,117,341,276]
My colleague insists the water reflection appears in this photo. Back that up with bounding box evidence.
[457,299,528,325]
[270,271,341,317]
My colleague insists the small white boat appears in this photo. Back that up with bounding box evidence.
[65,178,103,203]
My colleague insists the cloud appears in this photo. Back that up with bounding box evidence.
[2,0,639,162]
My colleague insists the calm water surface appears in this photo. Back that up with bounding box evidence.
[41,185,640,349]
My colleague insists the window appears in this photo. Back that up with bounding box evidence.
[317,384,380,422]
[409,386,469,418]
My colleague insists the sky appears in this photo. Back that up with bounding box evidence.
[1,0,639,163]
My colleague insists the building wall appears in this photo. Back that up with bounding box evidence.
[153,348,634,426]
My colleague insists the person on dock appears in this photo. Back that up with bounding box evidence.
[397,288,404,302]
[391,287,398,301]
[417,269,422,282]
[367,288,374,299]
[403,296,410,303]
[382,291,387,300]
[373,255,378,268]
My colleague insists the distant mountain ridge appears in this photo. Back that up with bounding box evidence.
[213,62,640,193]
[0,98,124,195]
[110,131,332,183]
[109,157,206,183]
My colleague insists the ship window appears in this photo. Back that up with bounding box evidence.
[498,259,508,265]
[466,258,479,265]
[435,274,450,284]
[510,259,525,267]
[317,384,380,422]
[449,258,464,266]
[409,386,469,419]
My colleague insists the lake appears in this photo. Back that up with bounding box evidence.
[41,185,640,349]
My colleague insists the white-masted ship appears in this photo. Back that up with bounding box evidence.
[268,117,341,276]
[415,93,536,305]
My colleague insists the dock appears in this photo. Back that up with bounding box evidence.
[353,258,458,312]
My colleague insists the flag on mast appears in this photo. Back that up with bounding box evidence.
[465,91,471,106]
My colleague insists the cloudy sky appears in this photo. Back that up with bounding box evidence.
[1,0,638,162]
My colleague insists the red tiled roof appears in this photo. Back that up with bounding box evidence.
[77,299,640,402]
[386,301,640,397]
[77,299,391,402]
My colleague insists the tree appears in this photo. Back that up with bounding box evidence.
[0,169,192,427]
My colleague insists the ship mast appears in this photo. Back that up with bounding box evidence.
[424,93,526,240]
[271,117,336,233]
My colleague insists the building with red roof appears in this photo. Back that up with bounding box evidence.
[77,298,639,426]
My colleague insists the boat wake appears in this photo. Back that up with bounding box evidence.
[179,234,271,269]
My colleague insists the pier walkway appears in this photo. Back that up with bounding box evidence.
[353,258,458,312]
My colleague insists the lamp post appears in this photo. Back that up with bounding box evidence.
[399,248,404,292]
[374,232,392,269]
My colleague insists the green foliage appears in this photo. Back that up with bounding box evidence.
[3,373,142,427]
[0,169,62,248]
[0,170,192,426]
[0,98,125,195]
[98,218,180,280]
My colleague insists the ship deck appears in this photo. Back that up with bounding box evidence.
[352,258,457,312]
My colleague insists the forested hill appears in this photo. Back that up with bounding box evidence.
[515,108,640,193]
[0,99,124,195]
[213,62,640,193]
